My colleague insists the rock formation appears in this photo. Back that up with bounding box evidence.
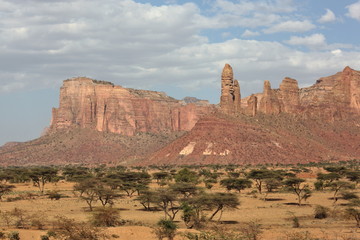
[221,64,360,121]
[220,64,241,115]
[258,80,281,114]
[50,77,214,136]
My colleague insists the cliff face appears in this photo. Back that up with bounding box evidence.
[224,65,360,120]
[50,77,214,135]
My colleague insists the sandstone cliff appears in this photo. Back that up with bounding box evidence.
[50,77,214,136]
[223,65,360,120]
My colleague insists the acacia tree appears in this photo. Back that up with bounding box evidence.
[0,184,15,201]
[74,178,99,211]
[345,199,360,227]
[346,170,360,186]
[284,178,312,206]
[247,169,280,194]
[220,178,252,193]
[207,192,240,221]
[174,168,199,184]
[136,190,157,211]
[329,181,354,204]
[29,167,58,194]
[152,189,180,220]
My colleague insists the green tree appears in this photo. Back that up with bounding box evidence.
[174,168,199,184]
[170,182,200,199]
[345,199,360,227]
[329,181,354,204]
[247,169,280,194]
[153,189,180,220]
[0,184,15,201]
[153,219,177,240]
[284,178,312,206]
[346,170,360,185]
[29,167,58,194]
[220,178,252,193]
[74,178,99,211]
[207,192,240,221]
[136,190,157,211]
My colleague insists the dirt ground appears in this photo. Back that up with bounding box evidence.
[0,169,359,240]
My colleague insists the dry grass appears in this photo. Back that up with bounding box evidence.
[0,171,359,240]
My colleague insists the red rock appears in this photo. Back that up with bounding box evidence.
[50,77,214,135]
[258,80,281,115]
[220,64,241,115]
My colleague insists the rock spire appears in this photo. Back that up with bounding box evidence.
[220,64,241,115]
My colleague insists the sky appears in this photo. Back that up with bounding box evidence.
[1,0,360,145]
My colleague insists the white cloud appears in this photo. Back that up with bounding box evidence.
[286,34,326,49]
[318,9,336,23]
[242,30,260,38]
[331,49,342,57]
[346,1,360,21]
[214,0,296,14]
[263,20,315,34]
[0,0,359,102]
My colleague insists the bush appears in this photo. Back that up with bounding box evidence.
[40,235,49,240]
[153,219,177,240]
[91,207,124,227]
[292,216,300,228]
[7,231,20,240]
[0,232,5,239]
[48,190,61,200]
[314,205,329,219]
[183,225,243,240]
[240,221,262,240]
[52,216,107,240]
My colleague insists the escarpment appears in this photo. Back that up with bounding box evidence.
[50,77,215,135]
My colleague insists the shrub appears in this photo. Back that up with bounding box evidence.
[292,216,300,228]
[91,207,124,227]
[0,232,5,239]
[40,235,49,240]
[240,221,262,240]
[314,205,329,219]
[183,225,243,240]
[153,219,177,240]
[52,216,107,240]
[48,190,61,200]
[7,232,20,240]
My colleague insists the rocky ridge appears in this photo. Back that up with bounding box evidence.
[1,65,360,166]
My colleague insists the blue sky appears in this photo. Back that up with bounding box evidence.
[1,0,360,145]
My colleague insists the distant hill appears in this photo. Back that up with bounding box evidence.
[1,65,360,166]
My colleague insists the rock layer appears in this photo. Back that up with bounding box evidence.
[50,77,214,135]
[222,65,360,120]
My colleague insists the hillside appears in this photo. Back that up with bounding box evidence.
[1,65,360,166]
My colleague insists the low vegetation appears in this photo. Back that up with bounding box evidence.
[0,161,359,239]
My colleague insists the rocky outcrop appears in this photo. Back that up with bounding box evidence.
[300,66,360,120]
[50,77,214,135]
[258,80,281,115]
[279,77,300,114]
[220,64,241,115]
[221,64,360,121]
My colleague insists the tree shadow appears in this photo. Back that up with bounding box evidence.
[264,198,285,201]
[219,220,239,224]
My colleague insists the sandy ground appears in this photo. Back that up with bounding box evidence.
[0,174,359,240]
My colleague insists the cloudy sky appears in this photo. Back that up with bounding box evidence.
[1,0,360,145]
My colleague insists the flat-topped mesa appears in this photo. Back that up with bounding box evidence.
[220,63,241,115]
[50,77,214,136]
